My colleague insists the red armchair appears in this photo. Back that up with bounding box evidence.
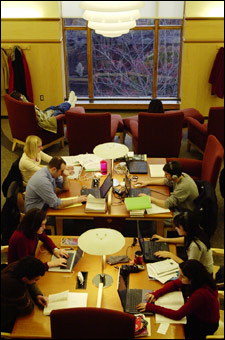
[50,307,135,339]
[167,135,224,188]
[65,111,119,155]
[129,111,184,157]
[4,94,65,151]
[187,107,224,153]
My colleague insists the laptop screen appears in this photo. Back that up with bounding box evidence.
[124,173,131,192]
[117,269,127,310]
[100,174,112,198]
[72,247,83,268]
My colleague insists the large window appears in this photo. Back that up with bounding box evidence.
[63,18,183,100]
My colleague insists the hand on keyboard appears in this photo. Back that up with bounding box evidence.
[48,257,67,268]
[154,250,171,259]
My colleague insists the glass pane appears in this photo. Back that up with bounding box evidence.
[65,30,88,96]
[136,19,155,26]
[157,30,181,97]
[159,19,182,26]
[92,30,154,97]
[64,18,87,27]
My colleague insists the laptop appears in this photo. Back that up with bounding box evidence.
[80,174,112,198]
[48,248,83,272]
[117,268,153,315]
[127,160,148,174]
[138,228,169,263]
[124,174,151,197]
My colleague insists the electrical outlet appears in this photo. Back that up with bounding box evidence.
[40,95,44,101]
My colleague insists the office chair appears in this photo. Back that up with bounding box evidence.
[50,307,135,339]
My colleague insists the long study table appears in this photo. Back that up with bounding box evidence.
[11,236,184,339]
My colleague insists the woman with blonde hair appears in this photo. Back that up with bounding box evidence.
[19,135,52,184]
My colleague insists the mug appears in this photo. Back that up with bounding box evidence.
[134,251,143,265]
[100,160,107,175]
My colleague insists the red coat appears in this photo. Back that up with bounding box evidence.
[209,47,224,98]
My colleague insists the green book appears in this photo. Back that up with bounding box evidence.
[124,196,152,211]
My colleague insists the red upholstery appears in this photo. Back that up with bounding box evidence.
[4,94,65,151]
[187,107,224,152]
[167,135,224,188]
[65,111,118,155]
[130,111,184,157]
[50,307,135,339]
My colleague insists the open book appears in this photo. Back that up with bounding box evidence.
[43,290,88,316]
[155,291,187,324]
[85,194,106,213]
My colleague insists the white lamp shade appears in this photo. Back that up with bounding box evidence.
[88,20,136,31]
[80,1,145,12]
[78,228,125,256]
[95,30,129,37]
[83,9,141,23]
[93,142,129,160]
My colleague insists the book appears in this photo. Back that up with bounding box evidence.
[134,314,150,337]
[60,237,78,247]
[43,290,88,316]
[124,195,151,211]
[146,203,170,215]
[129,209,145,217]
[85,194,106,213]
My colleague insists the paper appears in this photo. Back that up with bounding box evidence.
[155,291,187,324]
[149,164,165,177]
[157,323,169,334]
[43,290,88,315]
[60,197,82,209]
[146,203,170,215]
[147,265,179,284]
[150,259,179,276]
[124,195,151,211]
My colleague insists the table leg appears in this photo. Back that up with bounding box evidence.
[55,217,63,235]
[156,220,164,236]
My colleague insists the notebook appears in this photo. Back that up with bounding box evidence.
[117,268,153,315]
[48,248,83,272]
[127,160,148,174]
[80,174,112,198]
[138,228,169,263]
[124,174,151,197]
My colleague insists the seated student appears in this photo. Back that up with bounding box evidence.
[24,156,87,212]
[8,208,69,270]
[9,90,77,133]
[1,256,48,333]
[151,211,213,274]
[137,259,219,339]
[136,161,199,214]
[19,135,74,184]
[147,98,164,113]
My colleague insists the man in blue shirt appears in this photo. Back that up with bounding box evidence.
[25,156,87,212]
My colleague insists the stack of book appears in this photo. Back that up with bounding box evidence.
[146,259,179,284]
[85,194,106,213]
[124,196,151,217]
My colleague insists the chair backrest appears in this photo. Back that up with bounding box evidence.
[201,135,224,187]
[65,111,112,155]
[208,107,224,146]
[4,94,40,141]
[137,111,184,157]
[50,307,135,339]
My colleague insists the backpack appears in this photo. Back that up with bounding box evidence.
[2,156,23,197]
[194,180,218,238]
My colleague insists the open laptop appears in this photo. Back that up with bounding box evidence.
[127,160,148,174]
[80,174,112,199]
[124,173,151,197]
[117,268,153,315]
[138,227,169,263]
[48,248,83,272]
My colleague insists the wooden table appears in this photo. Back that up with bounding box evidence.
[11,236,184,339]
[47,158,172,235]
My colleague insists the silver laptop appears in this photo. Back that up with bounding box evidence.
[48,248,83,272]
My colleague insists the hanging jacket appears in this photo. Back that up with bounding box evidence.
[209,47,224,99]
[1,48,9,96]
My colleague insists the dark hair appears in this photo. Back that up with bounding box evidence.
[48,156,66,170]
[18,208,46,239]
[9,91,23,101]
[179,260,216,293]
[173,211,211,251]
[13,256,45,279]
[163,161,182,178]
[147,99,164,113]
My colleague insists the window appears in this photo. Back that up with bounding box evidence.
[63,19,183,100]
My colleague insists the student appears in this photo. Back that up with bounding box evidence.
[151,211,214,274]
[1,256,48,332]
[24,156,87,212]
[136,161,199,214]
[8,208,69,270]
[9,90,77,133]
[19,135,74,184]
[136,260,219,339]
[147,99,164,113]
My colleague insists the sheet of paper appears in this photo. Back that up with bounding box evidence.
[155,291,187,324]
[60,197,82,209]
[146,203,170,215]
[149,164,165,177]
[157,323,169,334]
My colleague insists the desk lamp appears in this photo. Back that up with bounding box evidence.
[78,228,125,288]
[93,142,129,186]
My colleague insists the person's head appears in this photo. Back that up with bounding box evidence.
[48,156,66,179]
[18,208,47,238]
[179,260,216,292]
[147,99,164,113]
[163,161,182,181]
[24,135,43,159]
[9,90,24,101]
[13,256,45,284]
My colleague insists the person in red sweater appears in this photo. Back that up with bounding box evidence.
[137,260,219,339]
[8,208,68,270]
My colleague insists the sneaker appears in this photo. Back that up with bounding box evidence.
[68,91,75,104]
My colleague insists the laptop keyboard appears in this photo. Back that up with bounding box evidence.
[80,188,101,198]
[129,187,151,197]
[146,241,169,261]
[60,252,74,270]
[126,289,143,312]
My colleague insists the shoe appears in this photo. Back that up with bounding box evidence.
[70,95,77,108]
[68,91,75,104]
